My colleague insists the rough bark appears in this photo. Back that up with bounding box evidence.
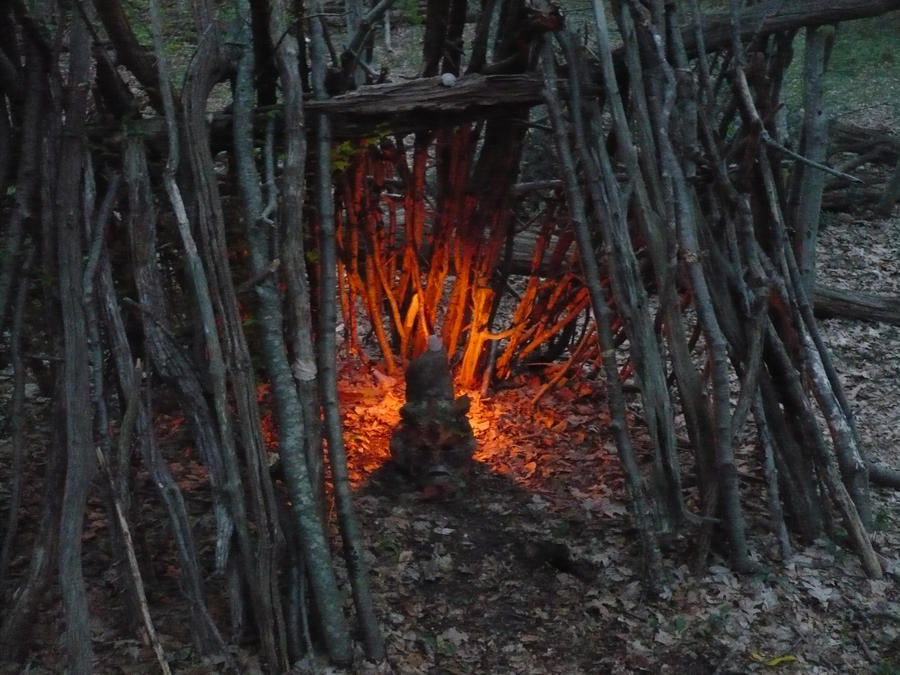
[303,0,900,130]
[0,41,44,340]
[789,26,833,295]
[123,139,228,656]
[269,0,323,505]
[148,0,238,586]
[3,0,899,670]
[55,12,97,673]
[641,8,751,569]
[91,0,171,111]
[541,41,664,588]
[685,0,900,56]
[78,2,900,145]
[311,60,380,675]
[231,5,289,667]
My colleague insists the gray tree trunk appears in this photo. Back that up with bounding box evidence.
[789,26,834,295]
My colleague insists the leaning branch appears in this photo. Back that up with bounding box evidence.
[762,130,863,184]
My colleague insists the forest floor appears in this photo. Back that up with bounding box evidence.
[337,200,900,674]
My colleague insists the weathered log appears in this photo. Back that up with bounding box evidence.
[822,187,889,212]
[813,285,900,325]
[868,461,900,488]
[829,121,900,161]
[684,0,900,56]
[826,121,900,213]
[306,73,547,135]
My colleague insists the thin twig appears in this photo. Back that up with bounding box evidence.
[761,129,864,183]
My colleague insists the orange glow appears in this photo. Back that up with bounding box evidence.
[251,365,615,498]
[339,364,614,493]
[340,372,404,485]
[256,382,280,450]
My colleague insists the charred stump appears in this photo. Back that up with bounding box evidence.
[389,336,476,499]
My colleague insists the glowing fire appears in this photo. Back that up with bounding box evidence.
[254,363,613,497]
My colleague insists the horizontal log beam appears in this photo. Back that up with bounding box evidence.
[305,74,545,136]
[684,0,900,54]
[305,0,900,135]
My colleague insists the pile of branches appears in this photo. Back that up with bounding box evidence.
[537,2,884,587]
[0,0,898,671]
[323,0,897,591]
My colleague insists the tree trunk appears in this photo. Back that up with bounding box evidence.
[789,26,834,295]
